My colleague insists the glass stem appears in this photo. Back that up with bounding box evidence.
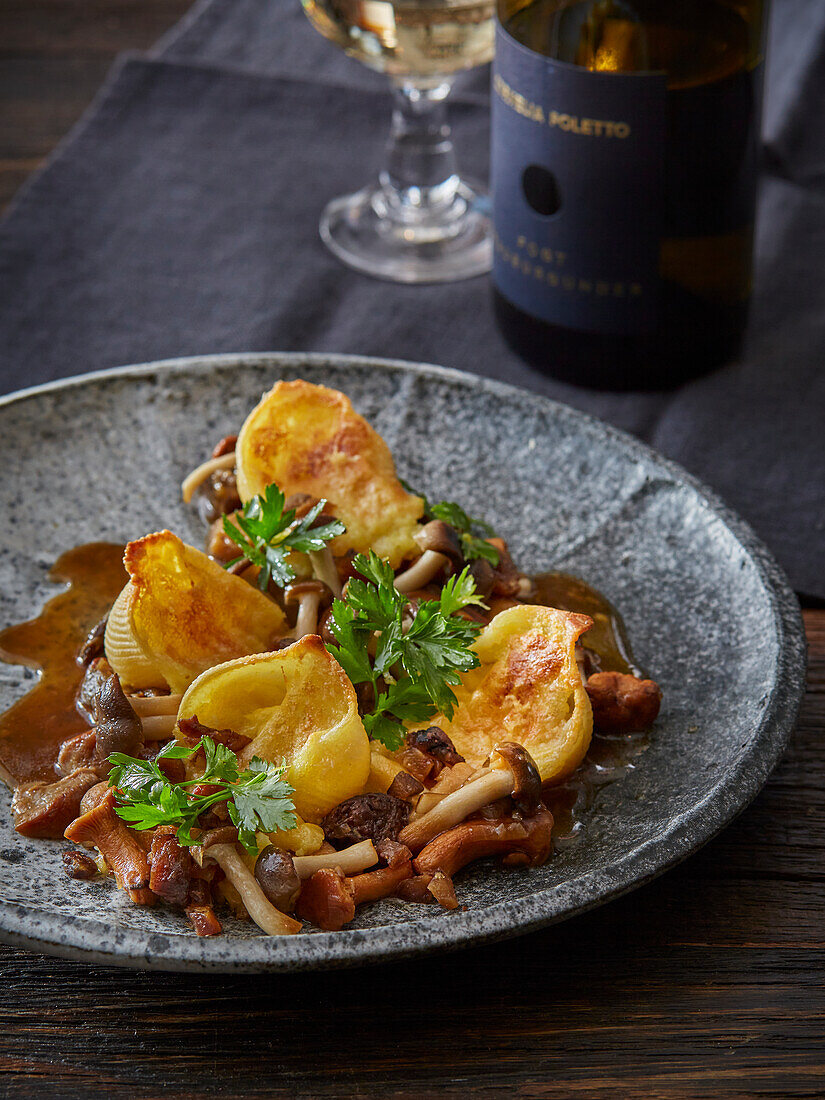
[376,79,467,239]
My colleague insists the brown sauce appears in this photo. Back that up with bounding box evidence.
[530,570,651,845]
[530,571,644,678]
[0,543,126,785]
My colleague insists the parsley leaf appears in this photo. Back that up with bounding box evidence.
[324,552,483,749]
[401,481,500,565]
[108,736,296,855]
[222,482,345,591]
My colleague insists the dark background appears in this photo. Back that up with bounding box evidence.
[0,3,823,1097]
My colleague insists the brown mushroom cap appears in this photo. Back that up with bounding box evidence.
[493,742,542,815]
[414,520,464,563]
[254,846,302,912]
[468,557,496,598]
[283,579,334,607]
[406,726,465,768]
[93,673,143,759]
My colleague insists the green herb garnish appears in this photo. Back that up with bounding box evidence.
[107,737,297,855]
[222,483,345,590]
[403,482,500,565]
[325,551,485,750]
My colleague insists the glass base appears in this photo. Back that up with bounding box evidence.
[319,179,492,284]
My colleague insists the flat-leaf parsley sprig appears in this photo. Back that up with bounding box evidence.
[107,736,297,855]
[222,482,344,590]
[402,482,500,566]
[325,551,486,750]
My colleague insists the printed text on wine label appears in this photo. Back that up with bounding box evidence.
[494,75,631,137]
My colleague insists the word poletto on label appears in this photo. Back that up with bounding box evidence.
[494,75,631,138]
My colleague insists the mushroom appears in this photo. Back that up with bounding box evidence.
[296,867,355,931]
[291,838,378,879]
[93,673,143,759]
[397,742,543,853]
[585,671,662,733]
[254,846,302,912]
[413,806,554,877]
[393,550,450,593]
[309,548,342,599]
[493,742,542,815]
[181,451,236,504]
[128,693,183,718]
[410,761,478,818]
[468,557,496,598]
[12,769,100,839]
[148,826,192,907]
[139,715,178,741]
[348,859,413,905]
[201,843,302,936]
[387,769,425,802]
[394,521,465,593]
[186,879,223,938]
[296,854,415,931]
[64,790,154,904]
[406,726,465,769]
[284,579,332,640]
[415,521,463,561]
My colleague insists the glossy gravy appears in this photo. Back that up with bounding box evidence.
[0,551,650,849]
[0,543,126,784]
[530,571,650,846]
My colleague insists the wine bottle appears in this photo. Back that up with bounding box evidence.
[491,0,768,389]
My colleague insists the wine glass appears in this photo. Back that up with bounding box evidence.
[301,0,494,283]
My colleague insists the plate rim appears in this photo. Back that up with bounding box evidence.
[0,352,807,972]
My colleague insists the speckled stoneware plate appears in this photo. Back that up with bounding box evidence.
[0,354,806,972]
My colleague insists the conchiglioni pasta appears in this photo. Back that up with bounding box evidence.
[104,530,286,693]
[235,379,424,568]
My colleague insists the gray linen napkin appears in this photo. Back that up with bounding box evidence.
[0,0,822,596]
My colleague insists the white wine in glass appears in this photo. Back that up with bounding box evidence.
[301,0,495,282]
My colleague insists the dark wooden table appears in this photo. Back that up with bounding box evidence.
[1,4,823,1096]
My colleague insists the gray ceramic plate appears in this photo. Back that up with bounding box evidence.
[0,354,806,972]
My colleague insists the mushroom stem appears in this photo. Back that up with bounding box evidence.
[140,714,178,741]
[292,839,378,880]
[205,843,302,936]
[128,694,182,718]
[394,550,450,593]
[181,452,236,503]
[398,768,514,852]
[309,548,342,598]
[409,762,480,819]
[294,591,321,639]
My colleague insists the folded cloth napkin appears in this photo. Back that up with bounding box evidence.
[0,0,822,597]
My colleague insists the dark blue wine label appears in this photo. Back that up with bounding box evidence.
[492,23,666,336]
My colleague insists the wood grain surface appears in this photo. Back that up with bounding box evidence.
[1,4,823,1097]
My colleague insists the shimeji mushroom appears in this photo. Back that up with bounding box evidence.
[199,843,302,936]
[393,520,464,592]
[398,742,542,853]
[284,579,332,639]
[291,839,378,879]
[180,451,236,504]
